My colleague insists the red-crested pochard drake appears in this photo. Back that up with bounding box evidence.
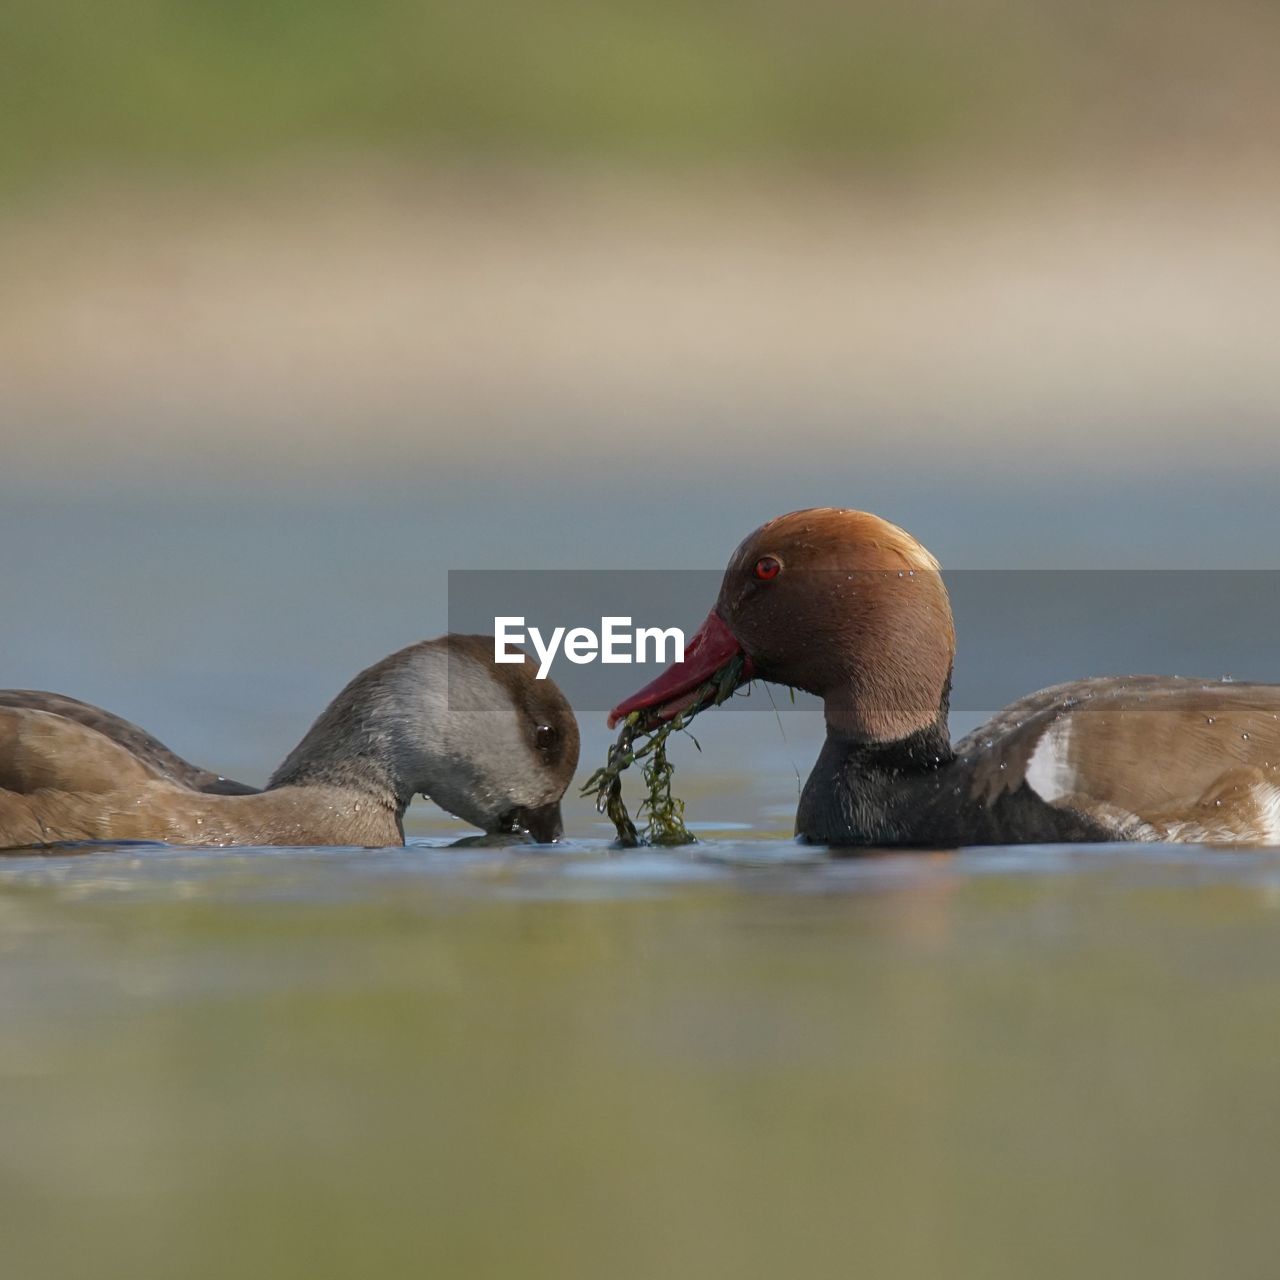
[0,635,579,850]
[609,509,1280,848]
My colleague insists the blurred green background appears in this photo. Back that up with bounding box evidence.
[3,0,1278,508]
[5,0,1276,190]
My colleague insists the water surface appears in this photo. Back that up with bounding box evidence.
[5,832,1280,1280]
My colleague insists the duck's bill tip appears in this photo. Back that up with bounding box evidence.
[496,802,564,843]
[607,610,748,729]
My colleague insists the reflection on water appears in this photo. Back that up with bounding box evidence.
[5,833,1280,1280]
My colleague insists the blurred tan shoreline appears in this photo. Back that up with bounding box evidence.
[2,158,1277,483]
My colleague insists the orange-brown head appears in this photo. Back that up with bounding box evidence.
[610,508,955,742]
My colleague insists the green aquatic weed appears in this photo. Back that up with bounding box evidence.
[583,655,745,847]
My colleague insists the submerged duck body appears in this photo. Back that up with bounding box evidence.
[0,635,579,850]
[610,509,1280,848]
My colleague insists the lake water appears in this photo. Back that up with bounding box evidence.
[5,482,1280,1277]
[5,832,1280,1279]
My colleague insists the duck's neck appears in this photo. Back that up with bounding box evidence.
[265,656,431,816]
[268,727,406,814]
[825,717,955,774]
[796,677,956,844]
[822,667,954,763]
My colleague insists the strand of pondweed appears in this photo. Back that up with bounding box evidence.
[583,654,745,846]
[637,736,688,845]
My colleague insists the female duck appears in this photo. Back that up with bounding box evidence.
[609,508,1280,847]
[0,635,579,849]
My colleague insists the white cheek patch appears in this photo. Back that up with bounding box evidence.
[473,706,548,809]
[391,651,550,817]
[1025,718,1076,805]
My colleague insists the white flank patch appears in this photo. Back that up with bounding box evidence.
[1255,781,1280,846]
[1025,718,1076,804]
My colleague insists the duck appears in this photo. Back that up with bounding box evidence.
[0,690,260,796]
[608,508,1280,848]
[0,634,579,850]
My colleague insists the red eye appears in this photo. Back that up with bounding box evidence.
[754,556,781,581]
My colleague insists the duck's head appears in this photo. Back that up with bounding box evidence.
[271,634,580,842]
[609,509,955,742]
[426,635,581,841]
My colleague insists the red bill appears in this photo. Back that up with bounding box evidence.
[607,610,753,728]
